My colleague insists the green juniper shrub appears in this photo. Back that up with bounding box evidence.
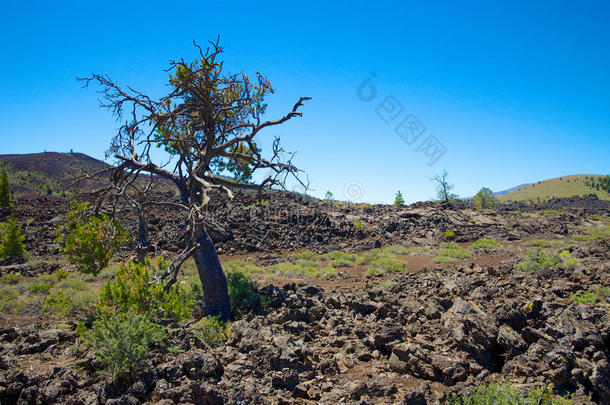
[0,217,27,258]
[98,256,194,322]
[83,311,166,377]
[55,201,129,275]
[226,268,262,314]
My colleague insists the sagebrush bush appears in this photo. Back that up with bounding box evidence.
[226,268,261,313]
[55,201,129,275]
[83,312,166,377]
[99,257,194,322]
[366,257,405,276]
[0,216,26,258]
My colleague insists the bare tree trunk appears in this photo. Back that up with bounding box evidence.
[192,228,231,321]
[136,207,148,263]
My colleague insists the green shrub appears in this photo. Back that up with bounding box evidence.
[376,279,398,290]
[596,286,610,298]
[357,248,394,265]
[99,257,193,322]
[192,315,231,344]
[321,267,338,278]
[443,230,455,239]
[393,191,405,206]
[354,219,363,231]
[383,245,409,255]
[1,273,22,285]
[83,312,166,377]
[515,248,561,271]
[0,217,26,258]
[446,383,576,405]
[42,281,96,316]
[28,280,52,294]
[223,260,263,276]
[0,286,20,315]
[434,242,472,262]
[56,201,129,275]
[470,238,501,249]
[226,268,261,313]
[472,187,496,211]
[523,239,554,248]
[367,257,405,275]
[294,251,318,261]
[572,292,597,305]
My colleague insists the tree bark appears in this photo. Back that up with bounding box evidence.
[192,227,231,321]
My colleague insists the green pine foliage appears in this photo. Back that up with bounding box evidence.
[0,216,26,258]
[226,268,262,314]
[473,187,496,210]
[393,190,405,206]
[55,201,129,275]
[98,256,194,322]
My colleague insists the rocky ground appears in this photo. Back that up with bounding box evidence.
[0,193,609,404]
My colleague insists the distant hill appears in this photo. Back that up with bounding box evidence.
[492,183,531,198]
[0,152,109,197]
[498,174,610,202]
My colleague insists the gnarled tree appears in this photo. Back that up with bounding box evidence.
[80,39,309,320]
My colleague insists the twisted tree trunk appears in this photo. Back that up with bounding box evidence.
[192,227,231,321]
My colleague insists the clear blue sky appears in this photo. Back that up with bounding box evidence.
[1,0,608,203]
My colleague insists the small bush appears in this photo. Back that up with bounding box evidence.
[446,383,576,404]
[443,230,455,239]
[294,251,318,261]
[367,257,405,275]
[28,280,52,294]
[470,238,501,249]
[0,217,27,258]
[383,245,409,255]
[193,315,231,344]
[83,312,166,377]
[0,286,20,315]
[99,257,194,322]
[1,273,22,285]
[226,268,261,313]
[321,267,338,278]
[572,292,597,305]
[515,248,561,271]
[357,248,394,265]
[56,201,129,275]
[434,242,471,262]
[354,219,363,231]
[523,239,554,248]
